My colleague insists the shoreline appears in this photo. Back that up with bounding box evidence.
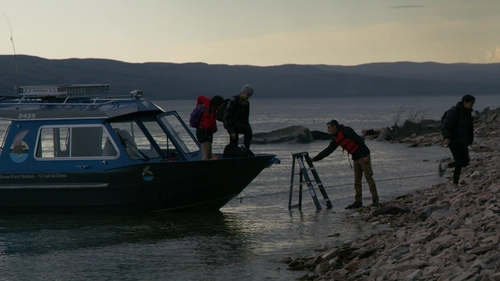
[285,107,500,280]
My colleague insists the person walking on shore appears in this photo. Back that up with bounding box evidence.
[223,84,254,149]
[439,94,476,188]
[310,120,379,209]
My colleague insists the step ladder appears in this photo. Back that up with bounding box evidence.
[289,152,332,211]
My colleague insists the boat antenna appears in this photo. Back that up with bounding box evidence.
[4,13,20,91]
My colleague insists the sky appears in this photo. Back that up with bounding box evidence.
[1,0,499,66]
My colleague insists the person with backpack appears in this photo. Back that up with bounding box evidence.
[309,120,379,209]
[223,84,254,149]
[194,95,224,160]
[439,94,476,188]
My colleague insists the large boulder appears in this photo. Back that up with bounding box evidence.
[376,120,440,143]
[392,120,440,139]
[252,125,314,144]
[311,130,331,140]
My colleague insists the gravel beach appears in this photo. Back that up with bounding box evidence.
[286,106,500,281]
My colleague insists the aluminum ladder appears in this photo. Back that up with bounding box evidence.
[288,152,332,211]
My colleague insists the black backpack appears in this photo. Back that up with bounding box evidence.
[215,98,231,122]
[439,109,449,130]
[440,106,460,130]
[223,143,254,158]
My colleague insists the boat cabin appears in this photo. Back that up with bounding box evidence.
[0,84,201,169]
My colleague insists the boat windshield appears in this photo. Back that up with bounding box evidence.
[158,114,199,154]
[140,117,190,160]
[109,115,200,160]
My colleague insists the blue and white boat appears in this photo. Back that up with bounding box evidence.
[0,84,278,213]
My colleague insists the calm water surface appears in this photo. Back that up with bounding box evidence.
[1,95,498,280]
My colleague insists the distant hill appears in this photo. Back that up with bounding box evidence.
[0,55,499,100]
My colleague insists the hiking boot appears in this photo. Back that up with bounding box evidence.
[372,197,380,206]
[438,163,445,178]
[345,201,363,209]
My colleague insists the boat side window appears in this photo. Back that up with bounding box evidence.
[36,125,118,158]
[71,127,104,157]
[0,121,11,155]
[110,121,159,160]
[37,127,70,158]
[159,115,199,154]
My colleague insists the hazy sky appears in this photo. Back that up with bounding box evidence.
[1,0,499,66]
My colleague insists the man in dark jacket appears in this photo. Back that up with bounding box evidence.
[311,120,379,209]
[223,84,253,149]
[439,94,475,188]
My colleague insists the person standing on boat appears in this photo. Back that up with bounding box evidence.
[309,120,379,209]
[439,94,475,188]
[196,95,224,160]
[223,84,254,149]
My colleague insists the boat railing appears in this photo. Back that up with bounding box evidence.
[0,96,125,111]
[17,84,112,98]
[0,84,144,109]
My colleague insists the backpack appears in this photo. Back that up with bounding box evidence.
[439,109,449,130]
[439,106,462,130]
[223,143,255,158]
[189,105,207,128]
[440,106,460,130]
[215,98,231,122]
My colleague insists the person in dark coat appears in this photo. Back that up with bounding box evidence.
[439,94,476,188]
[310,120,379,209]
[223,84,253,149]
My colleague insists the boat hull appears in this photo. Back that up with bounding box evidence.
[0,155,275,213]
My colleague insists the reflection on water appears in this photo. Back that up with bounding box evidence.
[0,212,279,280]
[0,208,378,280]
[0,212,247,254]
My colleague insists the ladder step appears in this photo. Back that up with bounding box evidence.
[293,170,315,176]
[291,181,318,186]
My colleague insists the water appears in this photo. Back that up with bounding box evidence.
[1,94,498,280]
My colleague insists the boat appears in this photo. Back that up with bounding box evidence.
[0,84,279,213]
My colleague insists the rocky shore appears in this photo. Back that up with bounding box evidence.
[284,107,500,280]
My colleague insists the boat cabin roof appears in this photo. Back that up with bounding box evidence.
[0,84,163,120]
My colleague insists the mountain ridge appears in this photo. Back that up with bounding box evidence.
[1,55,498,100]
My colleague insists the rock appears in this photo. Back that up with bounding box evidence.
[372,205,411,216]
[415,204,450,222]
[486,112,497,123]
[315,262,330,274]
[471,170,482,179]
[251,126,336,143]
[389,120,440,142]
[467,245,497,255]
[311,130,331,140]
[492,272,500,281]
[376,128,394,141]
[406,269,423,281]
[391,245,410,260]
[252,125,314,144]
[310,255,322,264]
[362,128,375,136]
